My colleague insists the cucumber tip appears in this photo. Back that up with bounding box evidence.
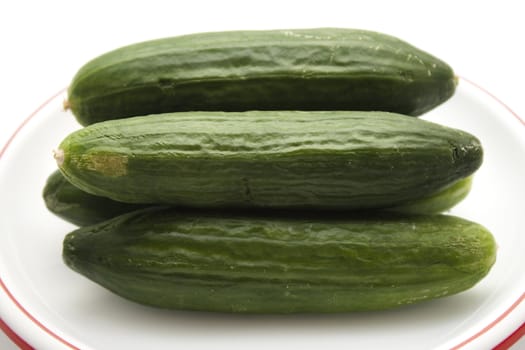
[53,149,64,166]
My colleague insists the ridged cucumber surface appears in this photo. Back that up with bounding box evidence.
[55,111,482,210]
[66,28,456,125]
[62,207,496,313]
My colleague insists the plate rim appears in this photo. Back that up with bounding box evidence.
[0,80,523,350]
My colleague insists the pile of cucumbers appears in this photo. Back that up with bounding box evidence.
[45,28,496,313]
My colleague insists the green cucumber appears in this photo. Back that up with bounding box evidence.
[43,169,148,226]
[44,170,473,226]
[55,111,482,210]
[63,207,496,313]
[66,28,456,126]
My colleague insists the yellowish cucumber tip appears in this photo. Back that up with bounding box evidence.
[63,99,70,111]
[453,75,459,86]
[53,149,64,166]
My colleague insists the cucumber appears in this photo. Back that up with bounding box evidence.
[43,170,472,226]
[44,169,473,226]
[66,28,456,126]
[62,207,496,313]
[43,170,148,226]
[55,111,482,210]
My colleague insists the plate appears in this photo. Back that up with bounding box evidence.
[0,79,524,350]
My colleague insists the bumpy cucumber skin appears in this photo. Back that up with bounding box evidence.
[67,28,456,126]
[43,170,148,226]
[62,207,496,313]
[57,111,482,210]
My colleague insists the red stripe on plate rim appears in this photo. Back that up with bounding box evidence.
[0,87,80,350]
[0,318,34,350]
[0,81,523,350]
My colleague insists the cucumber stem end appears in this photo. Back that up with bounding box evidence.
[53,149,64,166]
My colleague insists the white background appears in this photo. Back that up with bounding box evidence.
[0,0,523,348]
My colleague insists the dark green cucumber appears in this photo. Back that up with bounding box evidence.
[44,169,473,226]
[43,169,148,226]
[62,207,496,313]
[56,111,482,210]
[66,28,456,125]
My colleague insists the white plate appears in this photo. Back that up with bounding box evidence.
[0,79,524,350]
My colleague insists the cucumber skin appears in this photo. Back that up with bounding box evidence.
[44,169,473,226]
[62,207,496,313]
[57,111,482,210]
[43,170,148,226]
[67,28,456,126]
